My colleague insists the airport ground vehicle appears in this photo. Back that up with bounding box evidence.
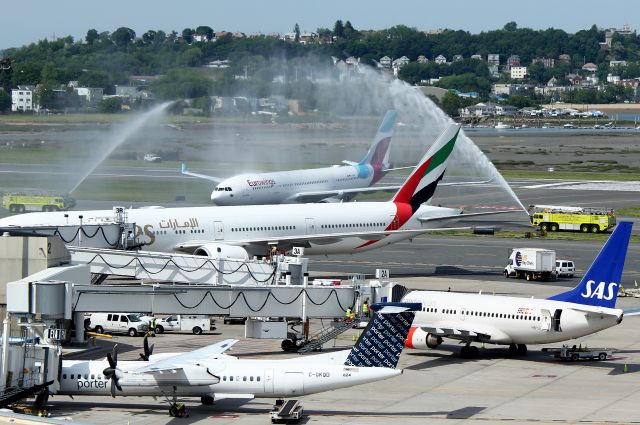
[528,204,616,233]
[504,248,556,281]
[270,399,303,423]
[544,345,615,361]
[89,313,149,337]
[143,153,162,162]
[1,192,75,213]
[555,259,575,278]
[155,315,210,335]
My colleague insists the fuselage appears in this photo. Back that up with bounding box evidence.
[0,203,460,256]
[211,162,385,205]
[403,291,623,345]
[58,351,399,398]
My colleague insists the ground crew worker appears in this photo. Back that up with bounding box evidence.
[362,300,370,318]
[345,307,354,322]
[148,317,157,337]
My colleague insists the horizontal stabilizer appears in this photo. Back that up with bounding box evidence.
[180,163,223,183]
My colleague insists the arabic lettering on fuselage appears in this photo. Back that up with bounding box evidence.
[246,179,276,187]
[158,217,200,229]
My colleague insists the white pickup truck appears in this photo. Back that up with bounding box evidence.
[155,315,211,335]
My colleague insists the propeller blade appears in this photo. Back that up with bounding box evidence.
[110,379,116,398]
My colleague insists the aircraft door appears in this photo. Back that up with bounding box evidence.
[264,369,274,393]
[213,221,224,240]
[305,218,316,234]
[460,308,467,321]
[282,372,304,395]
[552,309,562,332]
[540,309,552,331]
[389,214,400,230]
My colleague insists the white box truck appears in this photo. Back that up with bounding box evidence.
[503,248,556,281]
[155,315,210,335]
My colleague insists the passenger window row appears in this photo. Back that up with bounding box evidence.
[222,375,261,382]
[321,222,385,229]
[63,374,102,380]
[422,306,541,321]
[231,226,296,232]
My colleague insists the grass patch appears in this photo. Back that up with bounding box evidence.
[500,170,640,181]
[430,229,640,244]
[618,207,640,217]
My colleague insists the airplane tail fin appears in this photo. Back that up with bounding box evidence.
[548,221,633,308]
[391,124,461,213]
[344,302,420,369]
[358,110,397,167]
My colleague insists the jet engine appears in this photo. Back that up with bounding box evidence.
[404,326,442,349]
[193,243,250,260]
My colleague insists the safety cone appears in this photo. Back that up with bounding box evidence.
[623,364,629,373]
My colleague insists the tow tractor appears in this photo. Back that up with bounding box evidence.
[543,344,616,361]
[270,399,304,423]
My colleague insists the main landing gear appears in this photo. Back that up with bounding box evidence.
[508,343,528,356]
[460,343,479,358]
[163,392,190,418]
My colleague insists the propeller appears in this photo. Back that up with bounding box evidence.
[102,345,123,397]
[139,336,154,361]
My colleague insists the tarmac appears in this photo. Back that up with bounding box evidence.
[32,276,640,425]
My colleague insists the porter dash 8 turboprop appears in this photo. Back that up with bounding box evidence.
[57,303,419,416]
[403,221,633,358]
[0,124,475,258]
[181,110,407,205]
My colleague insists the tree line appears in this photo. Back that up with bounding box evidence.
[1,21,639,112]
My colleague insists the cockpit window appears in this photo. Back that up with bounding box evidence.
[225,187,232,191]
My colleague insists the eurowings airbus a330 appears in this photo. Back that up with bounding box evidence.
[403,221,634,358]
[181,110,407,205]
[0,124,479,257]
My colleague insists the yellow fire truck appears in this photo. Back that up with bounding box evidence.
[1,192,76,213]
[528,205,616,233]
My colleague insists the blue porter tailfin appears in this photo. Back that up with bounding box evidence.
[345,302,420,368]
[548,221,633,308]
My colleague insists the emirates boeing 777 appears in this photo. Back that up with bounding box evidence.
[0,124,474,258]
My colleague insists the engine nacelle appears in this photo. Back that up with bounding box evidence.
[404,327,442,349]
[193,243,250,260]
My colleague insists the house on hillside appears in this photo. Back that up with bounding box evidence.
[582,62,598,72]
[379,56,392,69]
[434,54,447,64]
[507,55,520,68]
[11,86,35,112]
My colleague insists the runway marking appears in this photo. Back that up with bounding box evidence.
[522,180,640,192]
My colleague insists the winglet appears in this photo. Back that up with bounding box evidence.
[548,221,632,308]
[181,163,188,173]
[344,302,419,369]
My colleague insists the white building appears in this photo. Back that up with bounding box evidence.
[435,54,447,64]
[74,87,103,105]
[510,66,528,80]
[11,86,34,112]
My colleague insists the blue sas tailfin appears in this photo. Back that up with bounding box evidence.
[548,221,633,308]
[345,302,420,368]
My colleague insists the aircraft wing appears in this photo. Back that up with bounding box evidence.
[413,321,509,342]
[181,164,223,183]
[133,339,238,374]
[173,226,473,253]
[290,186,401,203]
[417,209,521,223]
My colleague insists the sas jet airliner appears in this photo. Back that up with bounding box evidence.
[56,303,418,415]
[0,124,480,258]
[403,221,634,358]
[181,110,406,205]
